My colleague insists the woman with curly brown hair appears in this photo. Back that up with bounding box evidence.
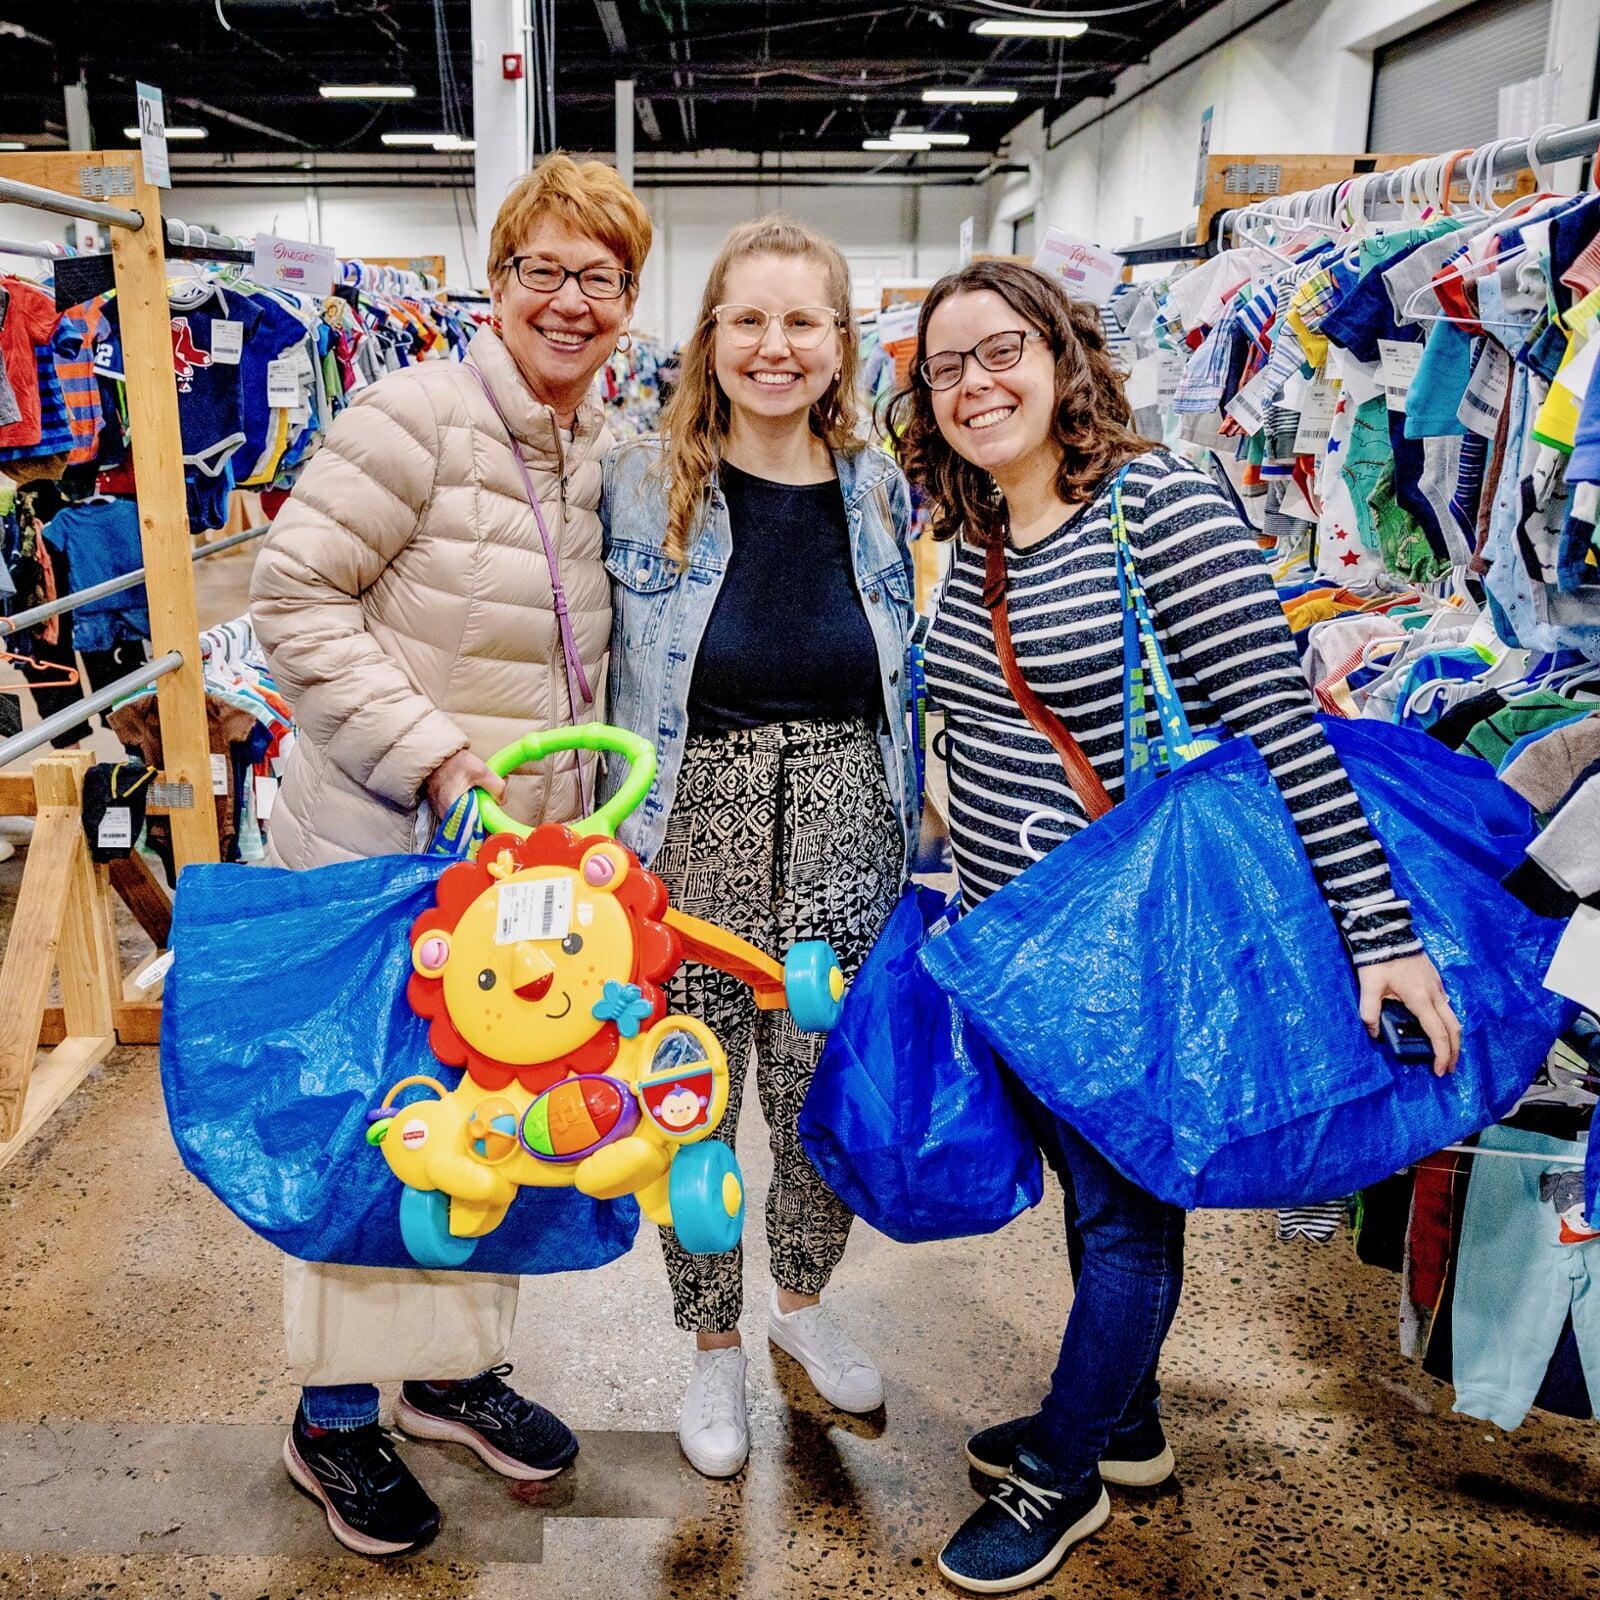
[887,261,1457,1593]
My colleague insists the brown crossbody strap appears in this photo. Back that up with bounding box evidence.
[982,538,1115,823]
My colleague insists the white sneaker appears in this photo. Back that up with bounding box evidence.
[678,1347,749,1477]
[767,1290,884,1413]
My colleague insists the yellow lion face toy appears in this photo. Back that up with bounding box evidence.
[370,820,843,1267]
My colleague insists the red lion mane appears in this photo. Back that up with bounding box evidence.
[406,824,680,1094]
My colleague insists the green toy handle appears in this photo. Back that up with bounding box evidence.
[474,723,656,840]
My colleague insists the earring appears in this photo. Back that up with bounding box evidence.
[616,331,633,353]
[491,313,503,334]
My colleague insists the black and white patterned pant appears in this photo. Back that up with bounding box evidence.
[652,717,903,1333]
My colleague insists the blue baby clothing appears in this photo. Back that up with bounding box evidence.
[1450,1124,1600,1432]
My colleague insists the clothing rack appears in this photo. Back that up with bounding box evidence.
[1115,117,1600,264]
[0,151,221,1172]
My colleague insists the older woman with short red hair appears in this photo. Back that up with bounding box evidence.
[251,152,651,1559]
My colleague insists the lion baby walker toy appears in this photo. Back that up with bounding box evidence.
[367,725,846,1268]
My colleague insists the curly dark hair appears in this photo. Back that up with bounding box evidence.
[883,261,1154,546]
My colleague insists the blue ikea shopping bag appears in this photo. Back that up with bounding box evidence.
[161,854,638,1272]
[798,886,1043,1242]
[920,717,1575,1210]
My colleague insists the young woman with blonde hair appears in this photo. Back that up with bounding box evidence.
[599,217,918,1477]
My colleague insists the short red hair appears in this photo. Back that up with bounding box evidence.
[488,151,652,289]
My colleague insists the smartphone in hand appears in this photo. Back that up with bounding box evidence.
[1379,1000,1435,1065]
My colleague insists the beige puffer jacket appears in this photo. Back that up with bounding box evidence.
[251,326,611,869]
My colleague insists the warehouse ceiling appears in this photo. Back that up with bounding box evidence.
[0,1,1231,166]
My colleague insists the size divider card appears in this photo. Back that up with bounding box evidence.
[1377,339,1423,413]
[495,877,574,945]
[1031,227,1125,306]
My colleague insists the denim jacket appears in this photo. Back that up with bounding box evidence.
[597,435,919,875]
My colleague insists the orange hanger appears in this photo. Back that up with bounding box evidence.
[0,648,80,690]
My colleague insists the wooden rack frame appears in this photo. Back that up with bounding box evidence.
[0,150,220,1171]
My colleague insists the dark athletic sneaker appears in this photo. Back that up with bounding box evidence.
[397,1364,578,1481]
[966,1412,1175,1488]
[283,1407,440,1558]
[938,1448,1110,1594]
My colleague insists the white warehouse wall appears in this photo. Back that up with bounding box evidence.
[984,0,1600,255]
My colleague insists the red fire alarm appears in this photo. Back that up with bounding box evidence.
[502,52,524,80]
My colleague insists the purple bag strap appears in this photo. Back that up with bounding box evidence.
[465,361,595,718]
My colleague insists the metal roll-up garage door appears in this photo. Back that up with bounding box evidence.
[1367,0,1552,154]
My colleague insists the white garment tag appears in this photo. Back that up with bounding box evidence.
[1458,342,1511,435]
[254,775,278,820]
[1377,339,1423,413]
[1125,355,1160,411]
[292,342,316,381]
[1545,904,1600,1010]
[1331,350,1384,409]
[134,949,176,993]
[495,877,574,946]
[210,752,229,795]
[1293,379,1338,454]
[1223,367,1274,436]
[210,320,243,364]
[1278,478,1320,523]
[265,357,300,407]
[97,806,132,850]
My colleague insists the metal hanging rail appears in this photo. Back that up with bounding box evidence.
[0,174,143,231]
[0,523,270,639]
[0,651,183,770]
[0,236,68,260]
[1115,118,1600,264]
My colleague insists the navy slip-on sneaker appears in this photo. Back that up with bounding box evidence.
[939,1448,1110,1593]
[966,1412,1175,1488]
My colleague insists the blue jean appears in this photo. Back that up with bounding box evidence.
[1019,1087,1187,1489]
[301,1372,490,1432]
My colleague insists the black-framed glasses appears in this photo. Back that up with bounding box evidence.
[711,303,843,350]
[503,258,634,300]
[919,329,1047,391]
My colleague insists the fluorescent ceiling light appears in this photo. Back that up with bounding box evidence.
[922,87,1019,105]
[0,141,26,150]
[123,125,208,139]
[892,129,971,146]
[971,18,1088,38]
[433,135,477,152]
[382,132,446,145]
[864,137,932,151]
[320,84,416,99]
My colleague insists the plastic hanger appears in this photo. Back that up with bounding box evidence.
[0,648,80,690]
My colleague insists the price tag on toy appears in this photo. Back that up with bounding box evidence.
[495,877,574,945]
[210,320,243,364]
[97,806,132,850]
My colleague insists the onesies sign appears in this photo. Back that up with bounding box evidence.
[1031,228,1124,305]
[249,232,337,299]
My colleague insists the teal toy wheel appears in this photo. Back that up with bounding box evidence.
[785,939,845,1032]
[399,1186,479,1268]
[668,1142,745,1255]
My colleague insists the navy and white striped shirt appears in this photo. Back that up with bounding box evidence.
[924,449,1420,966]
